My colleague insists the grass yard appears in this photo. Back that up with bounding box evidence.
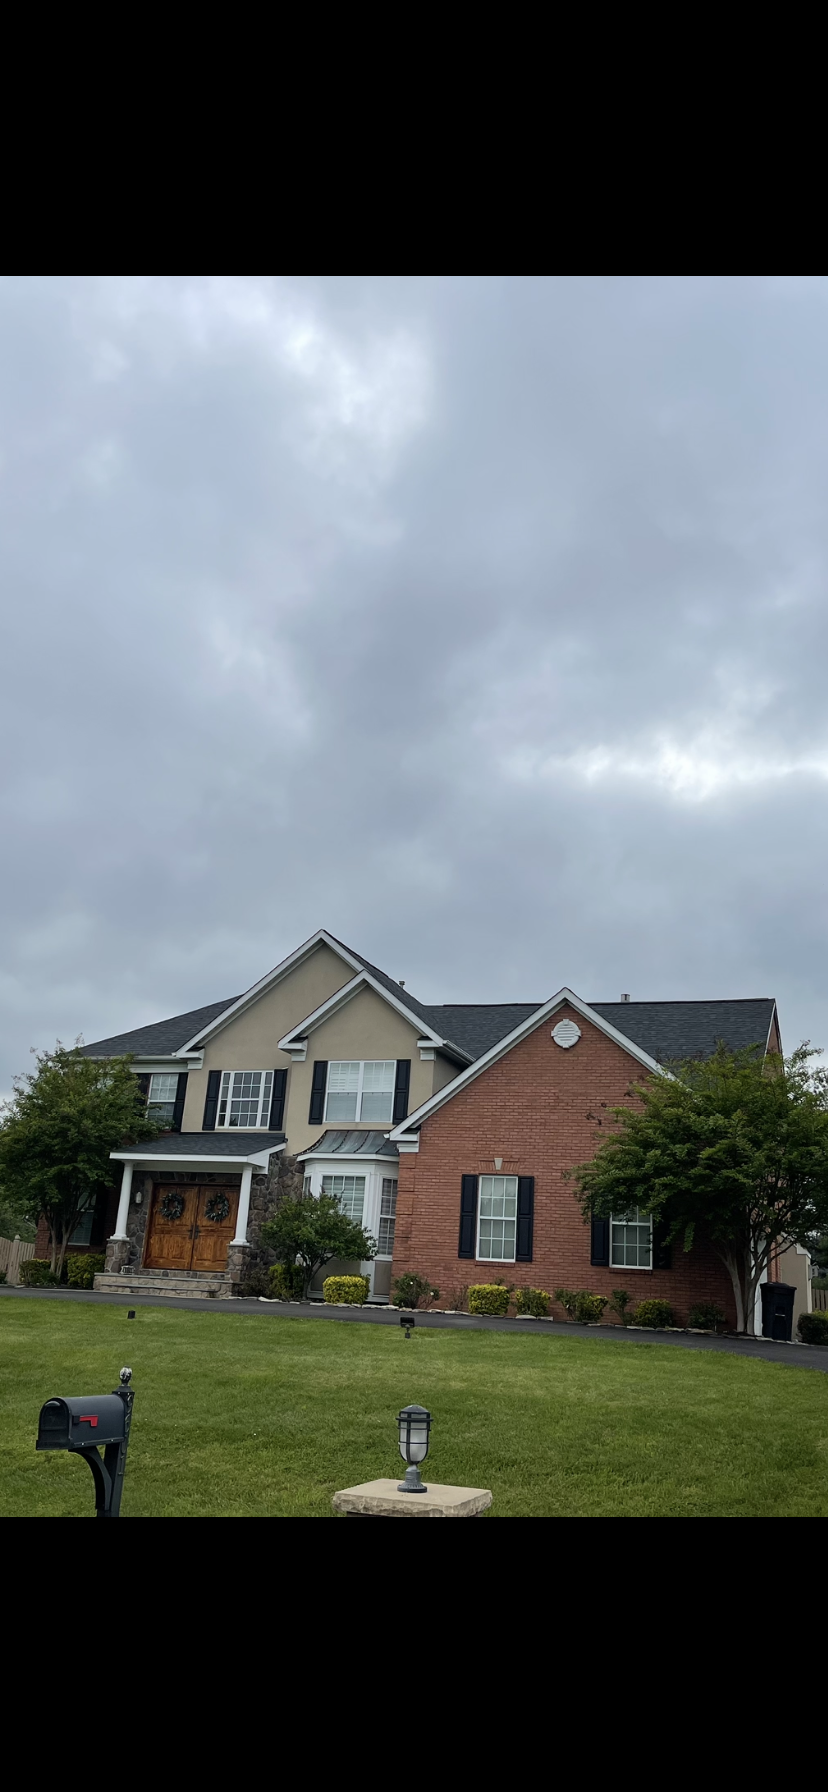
[2,1297,827,1516]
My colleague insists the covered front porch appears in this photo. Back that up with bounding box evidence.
[96,1132,286,1297]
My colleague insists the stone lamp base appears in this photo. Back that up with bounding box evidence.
[332,1478,492,1517]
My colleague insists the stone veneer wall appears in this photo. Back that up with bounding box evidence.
[227,1152,305,1290]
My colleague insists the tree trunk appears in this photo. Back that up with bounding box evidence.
[721,1247,746,1333]
[48,1225,57,1274]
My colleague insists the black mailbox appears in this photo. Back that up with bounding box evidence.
[760,1282,796,1342]
[37,1395,127,1452]
[35,1369,135,1518]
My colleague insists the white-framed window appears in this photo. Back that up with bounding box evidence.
[325,1061,396,1125]
[611,1208,652,1269]
[477,1175,518,1262]
[321,1174,366,1223]
[147,1073,178,1126]
[217,1070,273,1129]
[377,1178,398,1255]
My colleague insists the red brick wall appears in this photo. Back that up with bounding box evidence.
[393,1007,736,1327]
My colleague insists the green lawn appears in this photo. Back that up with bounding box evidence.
[2,1297,827,1516]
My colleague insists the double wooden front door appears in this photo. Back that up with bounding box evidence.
[144,1184,239,1273]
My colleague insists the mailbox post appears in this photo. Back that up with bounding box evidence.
[36,1368,135,1518]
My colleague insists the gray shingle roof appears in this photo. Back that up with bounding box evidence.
[419,1004,542,1059]
[299,1129,398,1159]
[82,998,240,1059]
[591,999,776,1064]
[118,1131,285,1158]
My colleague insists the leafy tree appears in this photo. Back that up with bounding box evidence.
[573,1044,828,1334]
[0,1190,38,1243]
[0,1044,160,1276]
[261,1192,376,1299]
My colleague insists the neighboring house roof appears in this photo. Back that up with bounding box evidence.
[111,1131,286,1162]
[81,998,239,1059]
[590,999,777,1063]
[298,1129,399,1160]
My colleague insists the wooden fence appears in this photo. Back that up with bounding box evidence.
[812,1287,828,1312]
[0,1236,36,1284]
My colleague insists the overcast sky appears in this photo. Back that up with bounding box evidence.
[2,274,827,1089]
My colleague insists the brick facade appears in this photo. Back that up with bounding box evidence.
[392,1006,736,1326]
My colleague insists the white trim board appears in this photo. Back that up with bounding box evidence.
[110,1145,285,1171]
[277,971,471,1062]
[389,988,666,1143]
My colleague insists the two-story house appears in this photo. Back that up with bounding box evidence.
[44,928,805,1324]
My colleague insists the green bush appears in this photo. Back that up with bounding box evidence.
[798,1309,828,1345]
[268,1263,305,1300]
[515,1287,551,1317]
[392,1272,438,1309]
[468,1284,510,1316]
[0,1269,6,1284]
[19,1258,59,1287]
[66,1253,105,1289]
[323,1275,370,1305]
[609,1289,632,1325]
[554,1288,608,1324]
[633,1298,674,1329]
[812,1277,828,1290]
[688,1300,726,1332]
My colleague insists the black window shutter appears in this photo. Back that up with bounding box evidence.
[653,1220,672,1271]
[202,1069,221,1131]
[171,1072,188,1133]
[516,1176,534,1262]
[392,1060,411,1124]
[309,1061,328,1126]
[135,1073,151,1104]
[269,1068,288,1131]
[590,1216,610,1266]
[458,1175,479,1259]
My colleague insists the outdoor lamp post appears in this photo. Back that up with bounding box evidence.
[397,1403,432,1492]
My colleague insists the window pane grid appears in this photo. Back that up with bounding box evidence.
[610,1207,652,1269]
[148,1072,177,1126]
[378,1178,397,1256]
[325,1061,396,1124]
[217,1069,273,1128]
[477,1175,518,1261]
[321,1174,366,1223]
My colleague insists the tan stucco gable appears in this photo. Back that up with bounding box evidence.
[181,941,354,1131]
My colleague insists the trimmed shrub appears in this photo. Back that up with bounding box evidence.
[66,1253,105,1289]
[633,1298,674,1329]
[323,1275,370,1305]
[798,1309,828,1345]
[468,1284,510,1316]
[268,1263,305,1300]
[609,1289,632,1325]
[392,1272,438,1309]
[19,1259,59,1287]
[0,1269,6,1284]
[515,1287,551,1318]
[688,1300,726,1332]
[554,1288,608,1324]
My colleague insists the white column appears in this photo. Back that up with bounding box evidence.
[111,1161,134,1240]
[232,1164,254,1245]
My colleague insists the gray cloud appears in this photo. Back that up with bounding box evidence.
[2,274,828,1086]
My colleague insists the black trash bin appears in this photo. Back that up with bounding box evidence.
[760,1282,796,1341]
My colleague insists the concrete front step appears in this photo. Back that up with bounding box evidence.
[94,1271,234,1299]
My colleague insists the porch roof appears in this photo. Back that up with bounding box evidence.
[111,1131,286,1168]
